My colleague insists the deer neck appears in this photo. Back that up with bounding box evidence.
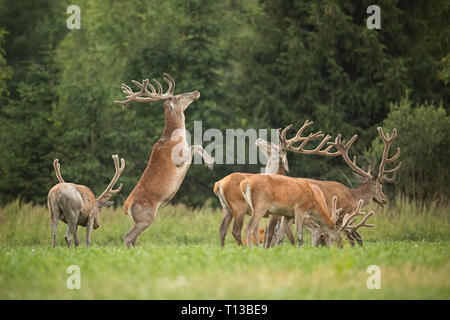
[161,110,186,139]
[264,159,285,175]
[351,182,374,207]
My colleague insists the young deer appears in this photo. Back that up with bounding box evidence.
[213,120,332,247]
[240,174,375,248]
[270,127,402,246]
[47,155,125,248]
[115,73,214,248]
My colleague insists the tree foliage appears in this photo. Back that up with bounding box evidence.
[0,0,448,206]
[368,95,449,203]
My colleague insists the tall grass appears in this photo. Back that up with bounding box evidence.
[0,196,448,299]
[0,195,448,247]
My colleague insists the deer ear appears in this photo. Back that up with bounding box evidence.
[353,171,368,183]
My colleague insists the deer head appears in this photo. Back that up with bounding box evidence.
[256,120,340,174]
[330,127,402,207]
[114,73,200,119]
[96,155,126,207]
[255,137,290,173]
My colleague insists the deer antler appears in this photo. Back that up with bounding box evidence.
[96,155,126,202]
[279,120,340,156]
[329,134,373,179]
[114,73,176,108]
[339,199,375,232]
[53,159,65,184]
[331,195,344,223]
[377,127,402,183]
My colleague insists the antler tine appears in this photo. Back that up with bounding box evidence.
[340,199,364,230]
[153,78,163,94]
[96,155,126,202]
[286,120,315,146]
[163,72,176,94]
[381,162,403,183]
[53,159,65,184]
[377,127,401,183]
[331,196,343,223]
[349,211,375,231]
[329,134,372,179]
[280,124,293,145]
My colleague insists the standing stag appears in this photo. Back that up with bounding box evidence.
[240,174,375,248]
[268,127,402,246]
[47,155,125,248]
[213,120,336,248]
[115,73,214,248]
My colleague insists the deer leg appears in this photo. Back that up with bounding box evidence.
[219,207,233,247]
[74,225,80,247]
[191,145,214,169]
[253,228,260,247]
[265,215,280,248]
[244,208,265,249]
[51,214,59,249]
[285,218,296,245]
[48,198,59,248]
[244,216,256,248]
[64,222,76,249]
[294,211,306,248]
[124,222,152,249]
[231,210,245,246]
[123,204,156,249]
[86,218,94,248]
[276,217,289,245]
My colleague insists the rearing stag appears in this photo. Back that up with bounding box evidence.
[115,73,214,248]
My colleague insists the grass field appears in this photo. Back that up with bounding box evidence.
[0,196,449,299]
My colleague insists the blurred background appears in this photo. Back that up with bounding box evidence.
[0,0,448,208]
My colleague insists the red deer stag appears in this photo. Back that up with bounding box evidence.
[47,155,125,248]
[115,73,214,248]
[240,173,375,248]
[270,127,402,246]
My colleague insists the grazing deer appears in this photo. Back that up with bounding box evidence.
[213,120,332,247]
[115,73,214,248]
[47,155,125,248]
[240,173,375,248]
[269,127,402,246]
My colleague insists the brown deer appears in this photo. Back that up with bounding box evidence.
[269,127,402,246]
[47,155,125,248]
[240,173,375,248]
[115,73,214,248]
[213,120,336,247]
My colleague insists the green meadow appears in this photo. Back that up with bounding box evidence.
[0,196,449,299]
